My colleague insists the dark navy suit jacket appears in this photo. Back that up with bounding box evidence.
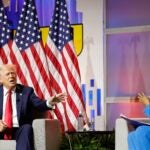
[0,84,51,126]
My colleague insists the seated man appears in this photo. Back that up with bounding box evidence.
[128,92,150,150]
[0,64,67,150]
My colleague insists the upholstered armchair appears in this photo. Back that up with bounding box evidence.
[0,119,61,150]
[115,118,150,150]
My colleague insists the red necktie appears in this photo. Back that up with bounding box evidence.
[4,90,12,140]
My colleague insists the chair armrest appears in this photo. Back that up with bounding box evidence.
[115,118,129,150]
[0,140,16,150]
[32,119,61,150]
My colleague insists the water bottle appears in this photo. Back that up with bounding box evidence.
[90,118,95,131]
[77,112,84,131]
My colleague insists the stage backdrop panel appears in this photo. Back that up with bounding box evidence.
[106,0,150,130]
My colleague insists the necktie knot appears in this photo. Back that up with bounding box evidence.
[7,90,12,95]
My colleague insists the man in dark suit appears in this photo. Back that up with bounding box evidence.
[0,64,67,150]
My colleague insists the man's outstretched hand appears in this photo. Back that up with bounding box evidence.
[49,92,67,106]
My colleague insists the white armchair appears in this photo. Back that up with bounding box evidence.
[0,119,61,150]
[115,117,150,150]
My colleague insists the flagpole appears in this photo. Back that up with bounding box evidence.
[15,0,18,12]
[9,0,11,11]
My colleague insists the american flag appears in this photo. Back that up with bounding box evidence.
[10,0,52,100]
[0,0,12,64]
[45,0,87,131]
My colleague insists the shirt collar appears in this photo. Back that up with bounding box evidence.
[3,86,16,96]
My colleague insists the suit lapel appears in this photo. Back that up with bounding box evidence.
[0,86,3,119]
[0,84,24,120]
[16,84,23,121]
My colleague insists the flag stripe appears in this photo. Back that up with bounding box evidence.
[49,71,76,131]
[54,103,66,131]
[10,45,28,85]
[47,44,79,130]
[46,52,75,130]
[0,2,12,65]
[63,43,85,108]
[48,58,68,130]
[44,44,69,130]
[46,38,82,130]
[21,49,44,98]
[25,43,51,99]
[65,43,81,77]
[62,46,85,109]
[0,47,8,63]
[10,0,53,106]
[45,0,87,131]
[0,41,13,64]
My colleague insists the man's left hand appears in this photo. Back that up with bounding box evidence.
[49,92,67,106]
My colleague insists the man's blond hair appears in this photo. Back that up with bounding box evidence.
[0,64,16,75]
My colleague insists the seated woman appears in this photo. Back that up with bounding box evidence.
[128,92,150,150]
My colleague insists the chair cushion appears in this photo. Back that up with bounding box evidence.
[0,140,16,150]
